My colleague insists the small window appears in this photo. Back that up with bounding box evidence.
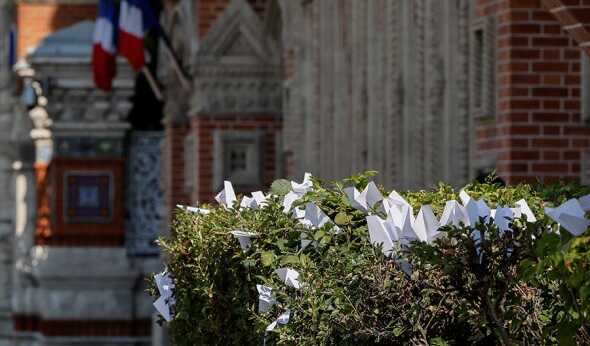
[474,29,484,111]
[214,131,263,190]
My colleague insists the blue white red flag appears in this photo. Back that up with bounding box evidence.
[118,0,158,71]
[92,0,118,91]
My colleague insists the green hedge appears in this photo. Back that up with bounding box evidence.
[152,173,590,346]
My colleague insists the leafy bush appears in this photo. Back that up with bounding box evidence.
[152,173,590,345]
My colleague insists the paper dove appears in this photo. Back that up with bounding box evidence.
[282,173,314,212]
[396,259,413,277]
[344,181,383,213]
[300,202,341,234]
[439,200,469,227]
[515,199,537,222]
[493,207,514,235]
[388,204,417,246]
[291,173,313,194]
[412,205,441,243]
[275,267,302,289]
[462,193,491,226]
[215,181,237,208]
[579,194,590,212]
[256,284,275,313]
[265,310,291,332]
[176,204,211,215]
[240,191,267,209]
[300,238,314,250]
[383,190,412,215]
[230,230,257,251]
[366,215,399,256]
[545,199,590,236]
[153,272,175,322]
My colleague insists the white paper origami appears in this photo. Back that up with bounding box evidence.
[240,191,267,209]
[256,284,275,313]
[412,205,441,243]
[176,204,211,215]
[275,267,302,289]
[153,272,175,322]
[383,190,412,215]
[291,173,313,194]
[396,259,413,277]
[282,173,314,213]
[579,194,590,212]
[461,191,491,227]
[265,310,290,332]
[515,199,537,222]
[298,202,341,234]
[215,181,237,208]
[300,238,314,250]
[344,181,383,213]
[230,230,257,251]
[545,199,590,236]
[493,207,514,235]
[439,200,469,227]
[388,204,417,246]
[366,214,399,256]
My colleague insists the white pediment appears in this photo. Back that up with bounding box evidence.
[197,0,279,65]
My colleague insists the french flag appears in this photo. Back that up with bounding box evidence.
[92,0,118,91]
[118,0,157,71]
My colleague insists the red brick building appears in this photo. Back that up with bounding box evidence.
[2,0,590,345]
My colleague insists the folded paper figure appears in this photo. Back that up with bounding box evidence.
[366,214,399,256]
[291,173,313,194]
[265,310,291,332]
[579,194,590,212]
[215,181,237,208]
[515,199,537,222]
[298,202,341,234]
[383,190,413,216]
[283,173,313,212]
[256,284,275,313]
[545,198,590,236]
[240,191,268,209]
[412,205,441,243]
[344,181,383,213]
[176,204,211,215]
[493,207,514,235]
[275,267,301,289]
[387,204,416,246]
[439,200,469,227]
[230,230,258,251]
[153,271,175,322]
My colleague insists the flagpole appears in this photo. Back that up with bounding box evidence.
[141,66,163,101]
[157,27,191,91]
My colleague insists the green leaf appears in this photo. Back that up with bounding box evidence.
[280,255,300,266]
[334,212,351,226]
[270,179,292,196]
[261,251,275,267]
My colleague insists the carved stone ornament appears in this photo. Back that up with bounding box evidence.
[190,0,282,116]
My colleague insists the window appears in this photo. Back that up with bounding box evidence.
[471,18,496,118]
[214,130,263,190]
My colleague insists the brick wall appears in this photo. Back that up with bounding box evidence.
[188,115,281,203]
[476,0,590,184]
[164,121,191,212]
[16,2,96,58]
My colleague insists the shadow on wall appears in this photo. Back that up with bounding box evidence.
[17,2,97,58]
